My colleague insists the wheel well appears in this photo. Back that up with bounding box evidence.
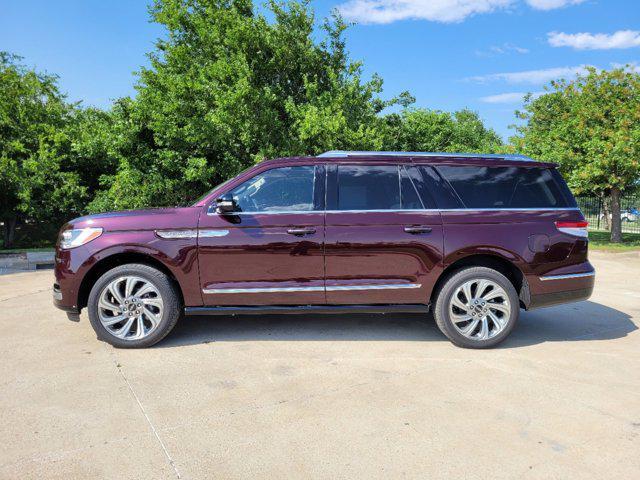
[430,254,529,308]
[77,253,184,310]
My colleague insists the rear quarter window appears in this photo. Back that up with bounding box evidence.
[435,165,574,209]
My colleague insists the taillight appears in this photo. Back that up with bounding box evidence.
[555,221,589,238]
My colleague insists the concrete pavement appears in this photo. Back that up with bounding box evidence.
[1,251,639,479]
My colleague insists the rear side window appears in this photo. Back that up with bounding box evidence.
[335,165,423,211]
[337,165,399,210]
[435,166,572,209]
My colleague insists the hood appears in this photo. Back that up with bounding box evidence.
[65,207,201,232]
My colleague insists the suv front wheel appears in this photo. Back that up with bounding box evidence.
[87,263,182,348]
[433,266,519,348]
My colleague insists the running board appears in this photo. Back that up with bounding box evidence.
[184,304,430,316]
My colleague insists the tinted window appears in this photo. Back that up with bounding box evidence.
[400,166,424,209]
[229,166,316,212]
[409,165,459,209]
[436,165,570,209]
[337,165,401,210]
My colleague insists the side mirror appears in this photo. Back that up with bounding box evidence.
[215,194,237,214]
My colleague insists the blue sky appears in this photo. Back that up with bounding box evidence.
[1,0,638,140]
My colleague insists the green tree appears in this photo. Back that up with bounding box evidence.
[89,0,410,211]
[514,67,640,242]
[0,52,79,247]
[380,108,502,153]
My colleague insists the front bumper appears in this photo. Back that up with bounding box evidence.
[52,282,80,314]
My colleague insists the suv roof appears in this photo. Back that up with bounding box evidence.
[317,150,534,162]
[258,151,556,168]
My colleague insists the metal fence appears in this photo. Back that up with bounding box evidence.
[576,195,640,233]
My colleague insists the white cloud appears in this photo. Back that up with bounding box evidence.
[548,30,640,50]
[480,91,544,103]
[476,43,529,56]
[468,65,590,84]
[611,62,640,73]
[337,0,514,24]
[336,0,585,24]
[525,0,584,10]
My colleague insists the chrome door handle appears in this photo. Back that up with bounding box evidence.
[287,227,316,236]
[404,226,432,234]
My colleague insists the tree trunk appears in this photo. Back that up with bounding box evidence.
[610,188,623,243]
[3,217,17,249]
[601,195,611,230]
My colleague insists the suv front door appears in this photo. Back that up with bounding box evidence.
[324,163,443,305]
[198,164,325,306]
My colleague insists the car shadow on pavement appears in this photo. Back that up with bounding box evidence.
[156,300,637,349]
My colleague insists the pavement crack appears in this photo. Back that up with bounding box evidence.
[0,287,52,302]
[107,348,182,479]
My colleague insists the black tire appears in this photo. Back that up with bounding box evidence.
[87,263,182,348]
[433,266,519,349]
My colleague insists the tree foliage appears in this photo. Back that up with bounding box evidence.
[2,0,506,247]
[89,0,411,211]
[514,67,640,242]
[381,108,502,153]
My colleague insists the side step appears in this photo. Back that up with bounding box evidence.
[185,304,430,316]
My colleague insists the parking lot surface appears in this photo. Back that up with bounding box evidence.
[1,251,639,479]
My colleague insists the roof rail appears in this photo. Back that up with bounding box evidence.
[317,150,534,162]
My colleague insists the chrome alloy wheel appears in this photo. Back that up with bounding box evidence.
[97,276,163,340]
[449,279,511,341]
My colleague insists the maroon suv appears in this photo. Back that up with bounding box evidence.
[53,151,595,348]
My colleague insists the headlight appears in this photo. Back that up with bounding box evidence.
[60,227,103,249]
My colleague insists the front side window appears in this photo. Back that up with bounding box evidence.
[436,165,569,209]
[229,166,316,212]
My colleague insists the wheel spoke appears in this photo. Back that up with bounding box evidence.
[478,318,489,340]
[135,283,155,297]
[488,302,510,314]
[482,289,504,301]
[451,313,473,324]
[113,317,135,338]
[451,294,469,312]
[99,296,120,313]
[124,277,137,298]
[108,282,124,305]
[102,314,127,326]
[143,306,161,327]
[141,297,163,309]
[460,318,480,336]
[135,316,145,339]
[487,311,503,329]
[462,282,473,304]
[475,279,490,299]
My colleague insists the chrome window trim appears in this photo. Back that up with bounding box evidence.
[539,271,595,281]
[208,207,580,215]
[203,283,421,294]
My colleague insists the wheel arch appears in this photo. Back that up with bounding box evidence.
[77,252,185,311]
[430,253,530,309]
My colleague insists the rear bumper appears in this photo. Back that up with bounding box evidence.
[528,269,595,310]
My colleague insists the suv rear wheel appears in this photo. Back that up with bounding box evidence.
[433,266,519,348]
[87,264,181,348]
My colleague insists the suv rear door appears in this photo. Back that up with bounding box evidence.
[324,163,444,305]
